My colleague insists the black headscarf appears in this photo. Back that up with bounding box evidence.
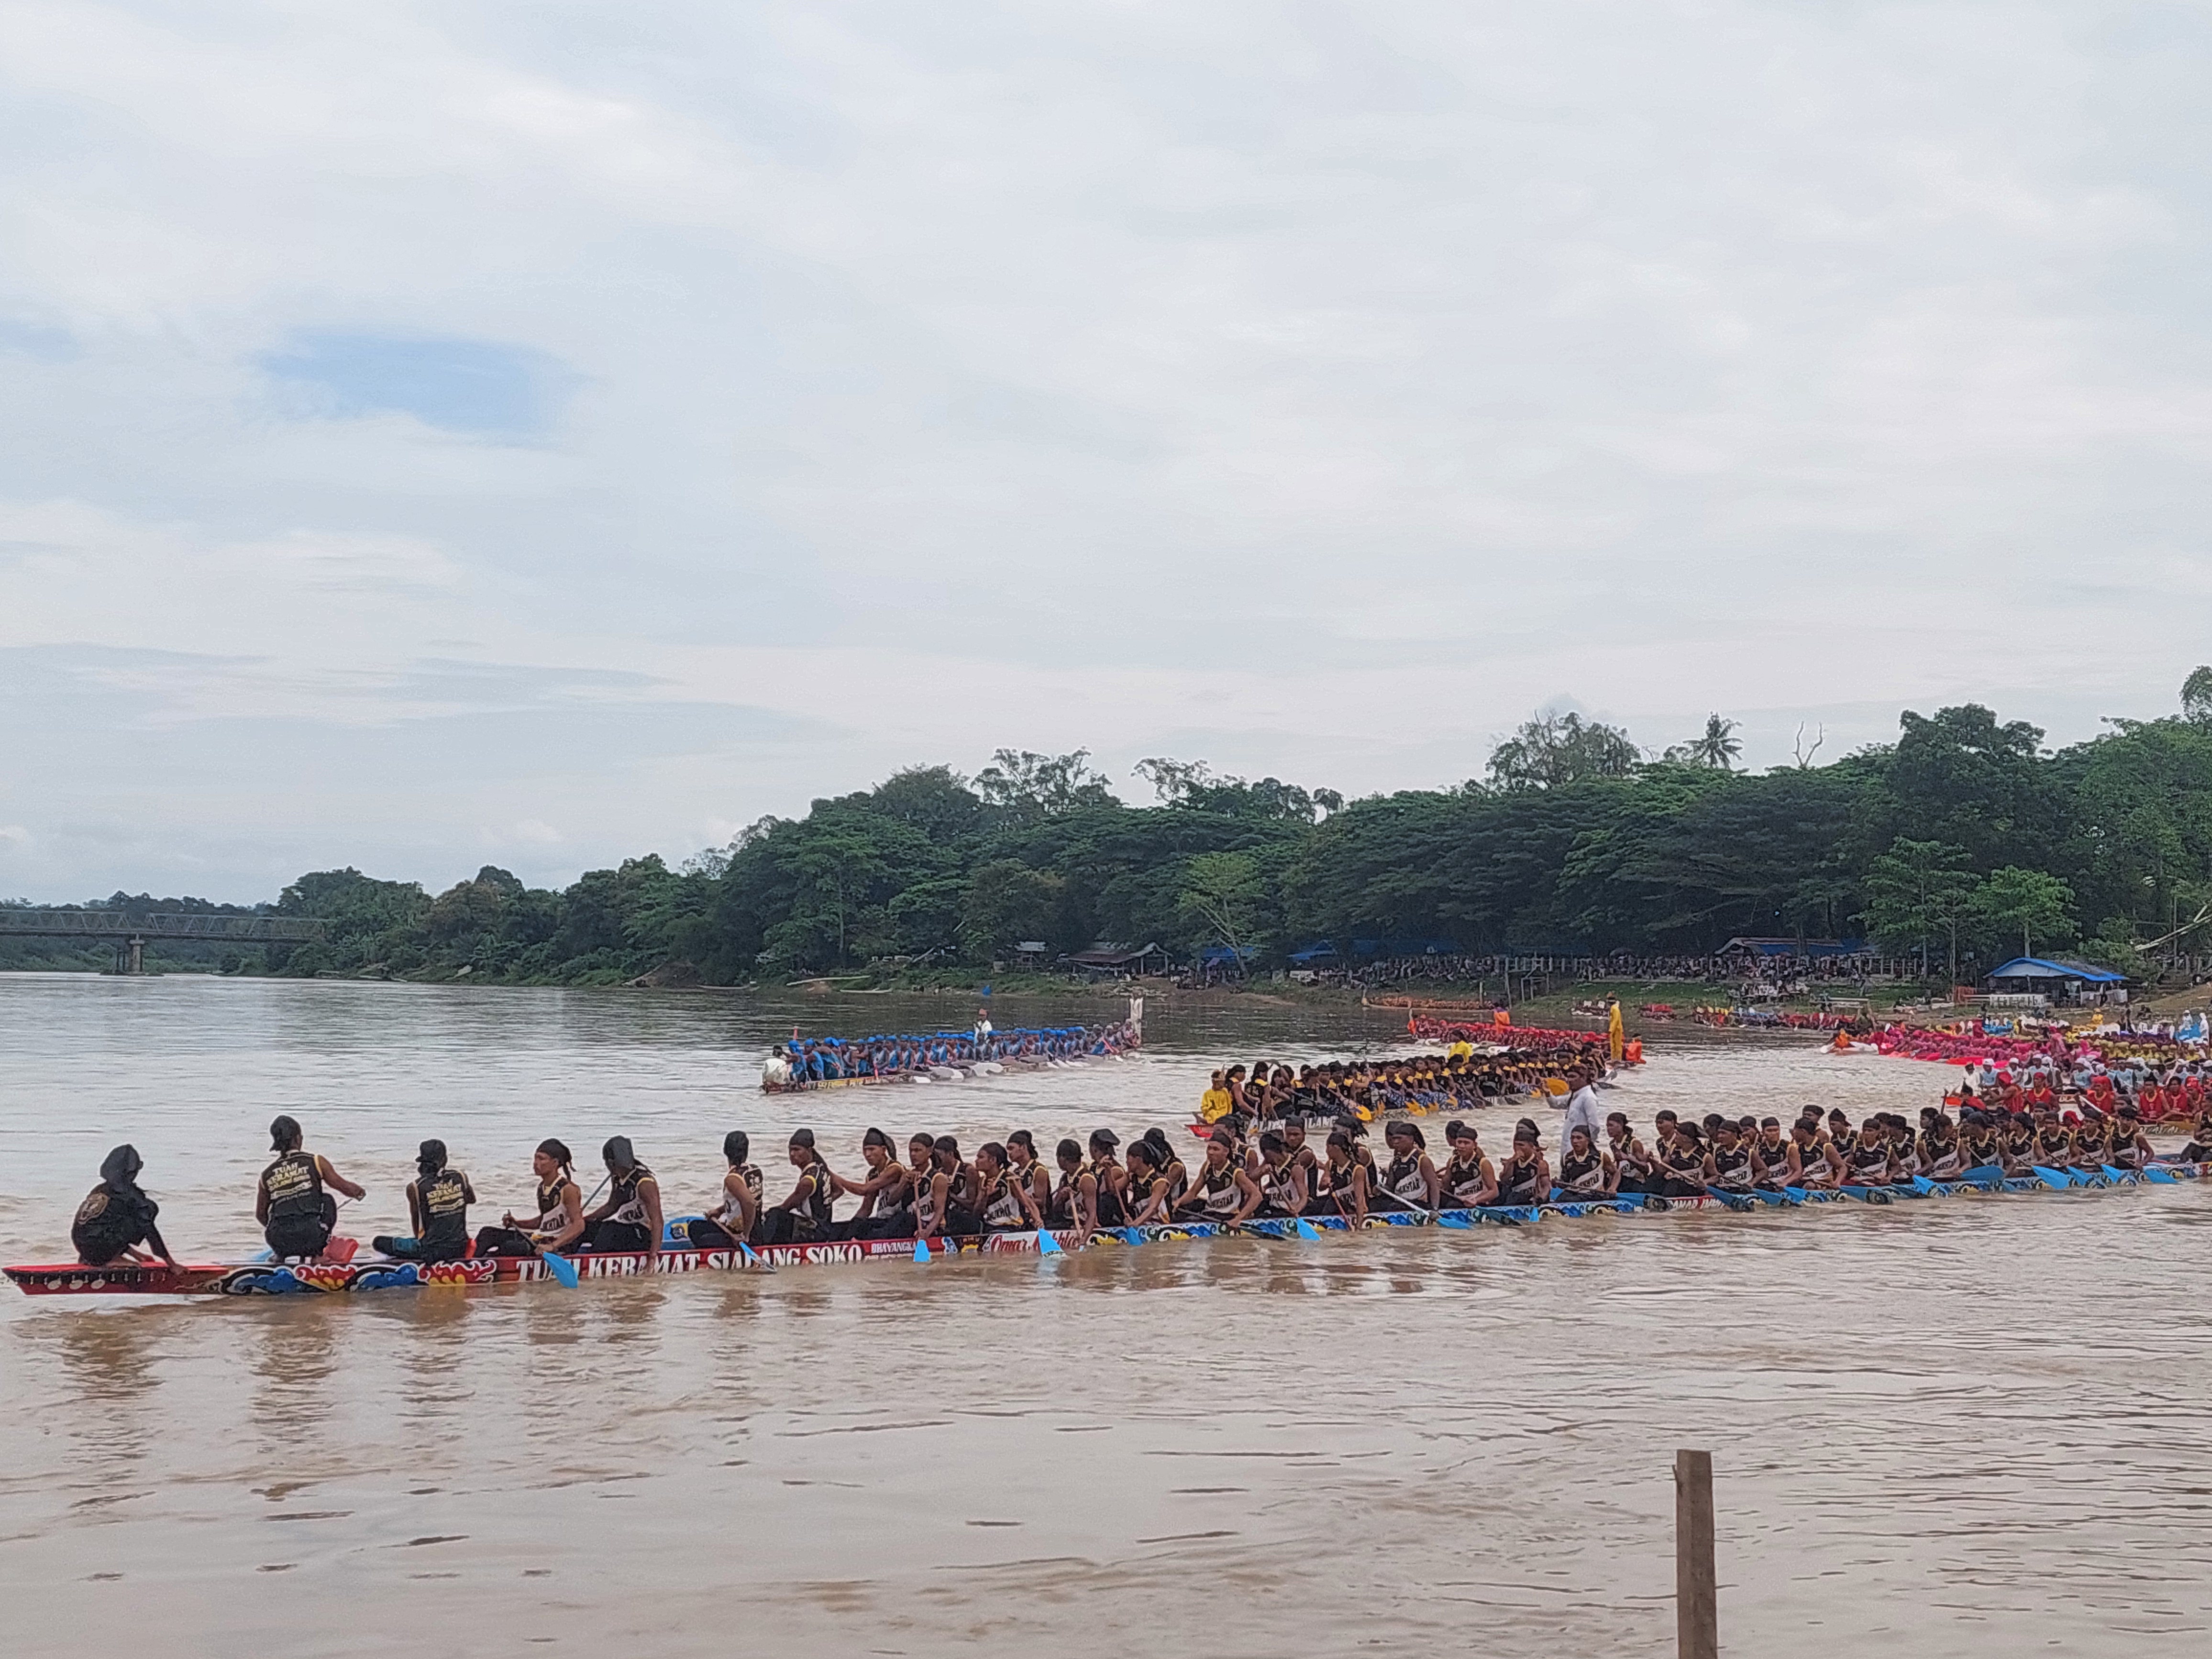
[417,1139,448,1178]
[100,1144,144,1194]
[603,1136,636,1172]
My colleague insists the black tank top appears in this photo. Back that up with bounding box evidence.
[1092,1161,1128,1225]
[1444,1153,1488,1205]
[416,1167,470,1250]
[1382,1153,1426,1203]
[262,1149,324,1222]
[1497,1155,1542,1204]
[798,1160,835,1231]
[1558,1148,1603,1193]
[535,1174,573,1225]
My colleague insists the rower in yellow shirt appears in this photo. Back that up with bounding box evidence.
[1198,1069,1235,1123]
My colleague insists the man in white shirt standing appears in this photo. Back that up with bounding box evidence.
[1560,1064,1605,1148]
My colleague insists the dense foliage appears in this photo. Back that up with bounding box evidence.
[33,684,2212,985]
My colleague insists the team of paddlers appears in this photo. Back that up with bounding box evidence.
[764,1018,1139,1087]
[67,1085,2212,1274]
[1843,1024,2212,1122]
[1194,1043,1621,1127]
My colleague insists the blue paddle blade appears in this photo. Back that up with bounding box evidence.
[2032,1166,2074,1190]
[2144,1164,2179,1183]
[2100,1164,2137,1185]
[739,1241,762,1267]
[1436,1211,1474,1229]
[1036,1229,1062,1255]
[1294,1218,1322,1240]
[1911,1176,1938,1195]
[912,1237,931,1263]
[541,1250,579,1289]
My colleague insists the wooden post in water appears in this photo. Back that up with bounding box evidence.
[1675,1449,1717,1658]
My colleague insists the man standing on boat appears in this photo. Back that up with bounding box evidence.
[1560,1065,1604,1149]
[256,1115,366,1261]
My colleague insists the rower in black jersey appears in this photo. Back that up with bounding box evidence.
[2002,1111,2039,1172]
[2068,1112,2112,1173]
[1707,1123,1756,1193]
[1279,1117,1319,1184]
[1005,1131,1055,1225]
[1749,1118,1794,1190]
[833,1127,912,1240]
[1131,1129,1188,1215]
[974,1142,1039,1233]
[1441,1121,1497,1209]
[580,1137,663,1253]
[1123,1138,1177,1226]
[933,1136,983,1237]
[2034,1111,2076,1168]
[71,1145,177,1270]
[1251,1131,1308,1218]
[1958,1112,2003,1175]
[1919,1112,1963,1179]
[1493,1119,1549,1206]
[576,1137,664,1258]
[1603,1113,1652,1195]
[1553,1124,1612,1200]
[475,1139,584,1258]
[1050,1139,1101,1241]
[1653,1123,1709,1197]
[1843,1124,1895,1188]
[1789,1120,1837,1188]
[2108,1107,2149,1171]
[1086,1130,1129,1227]
[686,1130,766,1248]
[1371,1121,1438,1212]
[1173,1129,1260,1224]
[256,1115,367,1261]
[758,1128,837,1244]
[372,1139,476,1263]
[1314,1129,1374,1225]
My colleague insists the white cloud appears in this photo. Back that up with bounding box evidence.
[2,1,2211,898]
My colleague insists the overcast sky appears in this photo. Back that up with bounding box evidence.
[4,2,2212,902]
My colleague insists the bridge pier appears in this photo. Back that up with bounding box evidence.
[127,936,145,974]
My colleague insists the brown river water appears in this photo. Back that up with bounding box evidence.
[2,975,2209,1657]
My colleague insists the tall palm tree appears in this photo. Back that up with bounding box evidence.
[1687,714,1742,770]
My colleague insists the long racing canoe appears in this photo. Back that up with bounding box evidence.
[8,1161,2200,1299]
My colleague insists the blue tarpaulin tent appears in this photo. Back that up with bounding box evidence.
[1986,957,2128,985]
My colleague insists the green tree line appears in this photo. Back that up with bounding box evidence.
[235,674,2212,986]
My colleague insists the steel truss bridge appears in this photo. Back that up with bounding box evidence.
[0,911,327,973]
